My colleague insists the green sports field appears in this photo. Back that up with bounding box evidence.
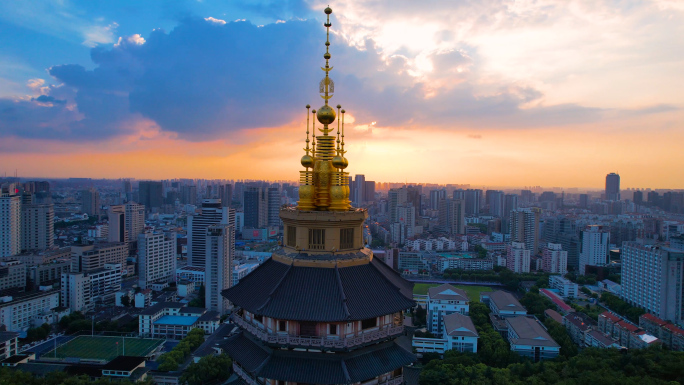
[413,283,493,302]
[45,336,164,361]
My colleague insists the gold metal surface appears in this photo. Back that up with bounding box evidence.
[296,7,351,212]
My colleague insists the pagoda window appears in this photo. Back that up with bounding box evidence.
[340,228,354,249]
[254,314,263,324]
[361,317,377,330]
[279,320,287,332]
[300,321,317,337]
[329,324,337,335]
[308,229,326,250]
[287,226,296,247]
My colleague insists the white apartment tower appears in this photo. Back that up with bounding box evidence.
[621,240,684,325]
[542,243,568,274]
[0,193,21,258]
[506,242,531,273]
[579,225,609,275]
[21,203,54,251]
[125,202,146,241]
[61,272,92,312]
[205,224,235,314]
[510,207,541,254]
[138,231,177,289]
[188,199,235,268]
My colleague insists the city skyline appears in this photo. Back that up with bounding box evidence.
[1,1,683,188]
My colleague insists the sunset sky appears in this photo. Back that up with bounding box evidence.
[0,0,683,189]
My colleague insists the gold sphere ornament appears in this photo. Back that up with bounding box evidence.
[332,156,348,169]
[316,104,336,125]
[301,155,314,168]
[325,7,333,14]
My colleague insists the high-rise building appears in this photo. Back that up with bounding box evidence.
[396,205,416,239]
[70,243,127,273]
[0,193,21,258]
[388,187,408,223]
[621,240,684,325]
[187,199,235,268]
[464,189,482,215]
[541,243,568,274]
[579,194,589,209]
[218,184,233,207]
[520,189,534,204]
[222,11,416,383]
[125,201,146,241]
[430,189,446,210]
[267,187,280,228]
[181,185,198,205]
[205,224,234,314]
[80,188,100,217]
[503,194,518,219]
[123,180,132,202]
[507,242,531,273]
[579,225,609,275]
[633,190,643,205]
[61,272,91,312]
[61,264,121,311]
[605,173,620,201]
[138,231,176,289]
[108,205,127,243]
[20,203,54,251]
[439,199,465,235]
[243,187,268,229]
[488,190,505,217]
[138,181,163,209]
[353,174,365,206]
[0,260,26,291]
[510,207,541,254]
[364,181,376,203]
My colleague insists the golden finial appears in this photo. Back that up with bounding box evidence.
[332,104,345,169]
[316,6,335,133]
[311,109,316,157]
[301,105,314,168]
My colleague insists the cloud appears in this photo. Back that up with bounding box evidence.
[82,22,119,47]
[26,79,45,89]
[468,134,481,139]
[204,17,227,25]
[31,95,66,104]
[4,6,679,143]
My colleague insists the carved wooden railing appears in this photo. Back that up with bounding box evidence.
[232,314,404,349]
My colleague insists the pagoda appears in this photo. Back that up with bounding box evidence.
[222,7,416,385]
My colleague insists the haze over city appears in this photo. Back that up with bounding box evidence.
[1,0,683,188]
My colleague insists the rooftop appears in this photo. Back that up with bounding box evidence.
[540,289,573,313]
[599,311,621,322]
[489,290,525,313]
[443,313,478,337]
[587,330,618,346]
[507,316,560,348]
[102,356,146,372]
[428,284,468,301]
[154,315,199,326]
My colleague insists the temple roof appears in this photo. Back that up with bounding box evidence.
[222,255,414,322]
[224,331,416,384]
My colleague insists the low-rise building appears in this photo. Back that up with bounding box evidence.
[548,275,579,299]
[584,330,621,349]
[483,290,527,317]
[135,289,152,308]
[0,261,25,291]
[506,316,560,361]
[540,289,573,314]
[639,313,684,351]
[176,266,205,285]
[0,289,60,331]
[563,312,597,347]
[426,284,470,335]
[139,302,219,339]
[598,311,621,335]
[0,332,19,360]
[413,313,479,355]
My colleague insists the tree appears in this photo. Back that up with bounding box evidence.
[120,295,131,307]
[181,354,233,385]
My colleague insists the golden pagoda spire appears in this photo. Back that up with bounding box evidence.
[297,6,351,212]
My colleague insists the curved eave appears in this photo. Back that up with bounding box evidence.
[222,256,415,322]
[225,331,416,384]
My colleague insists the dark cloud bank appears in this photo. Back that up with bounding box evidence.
[0,16,619,142]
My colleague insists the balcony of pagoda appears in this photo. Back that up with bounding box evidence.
[232,311,405,351]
